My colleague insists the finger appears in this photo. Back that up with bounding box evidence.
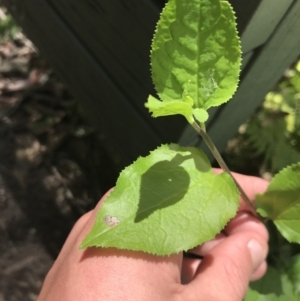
[225,212,269,282]
[224,212,269,241]
[250,260,267,281]
[182,211,269,285]
[181,233,226,284]
[190,233,227,256]
[183,213,268,301]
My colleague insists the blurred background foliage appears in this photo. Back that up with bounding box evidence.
[224,58,300,180]
[246,60,300,173]
[0,7,19,40]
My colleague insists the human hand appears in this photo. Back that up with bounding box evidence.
[38,171,269,301]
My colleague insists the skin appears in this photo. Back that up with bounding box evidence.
[38,171,269,301]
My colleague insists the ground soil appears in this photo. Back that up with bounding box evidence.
[0,33,118,301]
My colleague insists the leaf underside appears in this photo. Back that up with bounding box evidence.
[146,0,241,122]
[81,144,239,255]
[256,163,300,243]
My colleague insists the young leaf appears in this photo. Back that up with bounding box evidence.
[256,163,300,243]
[81,144,239,255]
[193,108,209,123]
[146,95,195,123]
[147,0,241,121]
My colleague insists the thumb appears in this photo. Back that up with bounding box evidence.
[183,214,268,301]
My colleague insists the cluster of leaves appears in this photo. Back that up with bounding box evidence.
[145,0,241,124]
[82,0,243,255]
[244,60,300,173]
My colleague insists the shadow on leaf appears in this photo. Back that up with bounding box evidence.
[134,148,211,223]
[135,153,191,223]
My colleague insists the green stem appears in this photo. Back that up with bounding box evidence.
[192,121,258,217]
[200,122,206,132]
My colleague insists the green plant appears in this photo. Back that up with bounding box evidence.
[244,60,300,174]
[81,0,300,299]
[0,9,18,40]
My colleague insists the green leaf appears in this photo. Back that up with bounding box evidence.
[0,15,19,40]
[193,108,209,123]
[256,163,300,243]
[81,144,239,255]
[286,254,300,295]
[245,266,299,301]
[145,95,209,124]
[250,267,284,296]
[244,288,277,301]
[145,95,194,123]
[150,0,241,112]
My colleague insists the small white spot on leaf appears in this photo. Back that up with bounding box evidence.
[103,215,120,228]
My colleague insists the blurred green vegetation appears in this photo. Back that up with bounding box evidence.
[245,60,300,173]
[0,8,19,40]
[224,59,300,177]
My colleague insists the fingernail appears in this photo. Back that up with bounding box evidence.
[247,239,266,271]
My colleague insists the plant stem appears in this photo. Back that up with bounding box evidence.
[192,121,258,217]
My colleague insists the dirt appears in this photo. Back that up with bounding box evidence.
[0,32,118,300]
